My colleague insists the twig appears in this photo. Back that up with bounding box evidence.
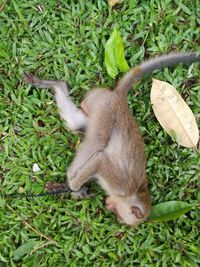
[30,240,57,255]
[7,204,59,246]
[0,0,8,12]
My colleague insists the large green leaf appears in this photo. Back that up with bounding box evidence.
[105,28,129,78]
[13,240,39,260]
[149,201,193,222]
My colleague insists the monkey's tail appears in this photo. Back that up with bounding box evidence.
[115,52,200,94]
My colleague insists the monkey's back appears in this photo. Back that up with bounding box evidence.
[105,91,146,191]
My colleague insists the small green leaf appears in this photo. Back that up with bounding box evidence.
[13,240,38,260]
[149,201,193,222]
[108,251,118,260]
[0,198,5,208]
[114,29,130,73]
[105,29,119,78]
[105,28,129,79]
[11,0,26,25]
[0,253,8,263]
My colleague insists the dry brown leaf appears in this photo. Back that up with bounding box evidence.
[151,79,199,148]
[108,0,121,7]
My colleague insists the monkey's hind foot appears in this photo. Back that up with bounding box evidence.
[24,72,41,86]
[45,182,91,199]
[45,181,70,193]
[70,185,92,199]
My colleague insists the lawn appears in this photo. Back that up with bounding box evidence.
[0,0,199,266]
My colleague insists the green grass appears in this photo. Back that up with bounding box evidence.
[0,0,200,266]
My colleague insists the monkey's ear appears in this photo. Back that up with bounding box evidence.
[131,206,144,219]
[80,99,89,115]
[137,181,148,193]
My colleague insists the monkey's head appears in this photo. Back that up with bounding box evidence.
[105,184,151,226]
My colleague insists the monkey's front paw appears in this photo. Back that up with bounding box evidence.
[68,179,80,192]
[24,72,40,86]
[70,186,91,199]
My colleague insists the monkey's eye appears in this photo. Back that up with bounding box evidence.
[131,206,144,219]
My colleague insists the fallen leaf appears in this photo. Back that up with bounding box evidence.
[108,0,121,7]
[151,79,199,148]
[149,201,193,222]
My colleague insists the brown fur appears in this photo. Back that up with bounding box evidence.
[67,88,151,225]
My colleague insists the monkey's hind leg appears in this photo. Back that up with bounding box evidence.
[24,73,88,132]
[68,153,100,192]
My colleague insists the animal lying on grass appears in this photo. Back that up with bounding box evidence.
[24,52,200,226]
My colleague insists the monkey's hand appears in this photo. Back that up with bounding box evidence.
[70,185,92,199]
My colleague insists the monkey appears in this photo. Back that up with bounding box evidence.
[24,52,200,226]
